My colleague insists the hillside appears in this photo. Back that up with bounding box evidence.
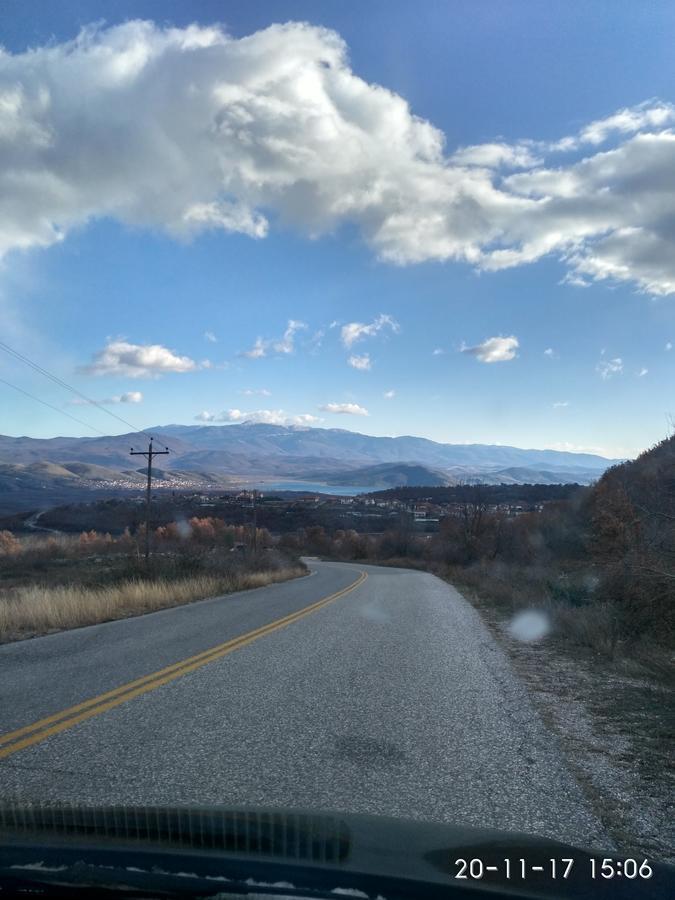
[584,433,675,635]
[0,422,622,513]
[321,462,452,488]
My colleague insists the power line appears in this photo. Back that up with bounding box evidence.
[0,376,110,436]
[0,340,161,439]
[0,340,173,451]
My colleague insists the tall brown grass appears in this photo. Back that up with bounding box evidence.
[0,566,305,642]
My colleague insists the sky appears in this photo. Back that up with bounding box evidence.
[1,0,674,459]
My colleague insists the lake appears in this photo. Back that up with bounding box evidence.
[243,481,368,496]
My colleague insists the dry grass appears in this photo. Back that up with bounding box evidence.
[0,566,306,643]
[552,600,621,657]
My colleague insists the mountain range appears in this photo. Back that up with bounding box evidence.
[0,423,622,513]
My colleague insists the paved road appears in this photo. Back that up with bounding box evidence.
[0,560,608,850]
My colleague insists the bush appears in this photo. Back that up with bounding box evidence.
[0,530,20,556]
[553,601,621,658]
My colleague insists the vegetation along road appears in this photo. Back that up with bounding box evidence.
[0,560,609,851]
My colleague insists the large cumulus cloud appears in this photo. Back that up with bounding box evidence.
[1,20,674,294]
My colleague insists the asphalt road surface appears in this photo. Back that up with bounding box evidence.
[0,560,609,850]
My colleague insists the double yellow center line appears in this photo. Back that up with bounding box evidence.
[0,570,367,761]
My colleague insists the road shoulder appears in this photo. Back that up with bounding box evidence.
[459,589,674,864]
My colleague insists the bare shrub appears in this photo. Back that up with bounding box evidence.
[0,530,21,555]
[553,601,622,658]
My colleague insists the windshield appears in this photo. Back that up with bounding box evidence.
[0,1,673,896]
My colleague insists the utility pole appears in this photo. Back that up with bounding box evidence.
[251,489,258,554]
[130,438,169,561]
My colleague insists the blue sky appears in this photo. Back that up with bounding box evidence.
[1,0,674,458]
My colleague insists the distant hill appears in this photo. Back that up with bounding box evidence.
[0,422,622,513]
[321,462,452,488]
[472,465,607,485]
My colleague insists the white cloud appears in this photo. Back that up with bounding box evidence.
[118,391,143,403]
[273,319,306,354]
[577,101,675,147]
[1,22,674,294]
[383,389,395,399]
[596,357,623,379]
[666,341,673,351]
[197,408,320,425]
[291,414,321,425]
[499,132,675,295]
[546,441,610,457]
[462,335,519,363]
[451,142,541,168]
[308,329,324,353]
[552,401,569,408]
[241,387,271,396]
[181,200,267,238]
[84,339,196,377]
[203,331,217,343]
[70,390,143,406]
[348,353,372,370]
[636,367,648,377]
[240,337,268,359]
[319,402,369,416]
[566,227,675,297]
[543,347,556,357]
[239,319,306,359]
[432,348,444,356]
[340,314,399,348]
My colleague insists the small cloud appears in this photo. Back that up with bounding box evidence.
[451,142,542,169]
[561,273,591,289]
[553,401,569,408]
[273,319,306,354]
[200,358,213,369]
[432,348,444,356]
[204,331,217,343]
[239,337,268,359]
[118,391,143,404]
[462,335,519,363]
[546,440,609,456]
[319,402,369,416]
[70,390,144,406]
[348,353,372,370]
[241,388,272,396]
[636,367,648,377]
[383,390,395,399]
[543,347,557,358]
[196,408,320,426]
[83,339,196,377]
[308,329,324,353]
[341,314,399,348]
[596,357,623,379]
[239,320,306,359]
[224,408,278,424]
[666,341,673,351]
[577,101,675,146]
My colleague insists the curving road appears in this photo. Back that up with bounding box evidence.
[0,560,608,850]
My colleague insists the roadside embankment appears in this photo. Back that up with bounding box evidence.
[0,519,306,643]
[0,565,306,644]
